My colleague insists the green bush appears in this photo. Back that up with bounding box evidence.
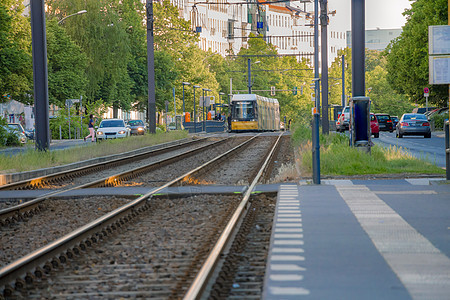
[0,117,23,146]
[431,113,447,130]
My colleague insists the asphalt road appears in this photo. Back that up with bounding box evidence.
[373,131,447,168]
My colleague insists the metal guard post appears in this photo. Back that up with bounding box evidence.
[312,113,320,184]
[445,120,449,180]
[350,96,370,153]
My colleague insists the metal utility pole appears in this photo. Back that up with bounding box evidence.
[313,0,321,184]
[30,0,50,151]
[248,58,252,94]
[314,0,320,112]
[146,0,156,133]
[342,55,346,107]
[320,0,329,134]
[352,0,365,97]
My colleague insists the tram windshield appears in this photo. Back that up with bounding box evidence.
[233,101,255,119]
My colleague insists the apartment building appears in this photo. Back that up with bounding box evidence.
[173,0,346,66]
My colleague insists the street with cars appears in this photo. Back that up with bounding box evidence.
[373,131,446,169]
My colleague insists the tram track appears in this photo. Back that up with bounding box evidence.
[0,132,286,298]
[0,136,246,226]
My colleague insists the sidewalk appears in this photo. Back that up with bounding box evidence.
[264,179,450,300]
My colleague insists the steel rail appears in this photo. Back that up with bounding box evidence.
[0,137,209,191]
[0,134,260,294]
[183,132,284,299]
[0,137,224,224]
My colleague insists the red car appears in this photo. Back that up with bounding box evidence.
[370,113,379,138]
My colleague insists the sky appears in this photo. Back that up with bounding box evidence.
[327,0,413,32]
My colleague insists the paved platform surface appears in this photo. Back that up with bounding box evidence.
[264,179,450,300]
[2,178,449,299]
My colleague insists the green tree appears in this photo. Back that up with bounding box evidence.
[153,0,198,57]
[119,0,148,112]
[228,34,314,122]
[0,0,32,103]
[154,50,179,111]
[47,0,134,113]
[329,48,413,116]
[386,0,448,106]
[46,19,88,108]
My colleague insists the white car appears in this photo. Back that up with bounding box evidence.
[336,106,350,132]
[96,119,130,141]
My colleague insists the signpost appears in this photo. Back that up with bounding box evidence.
[424,87,429,112]
[429,23,450,180]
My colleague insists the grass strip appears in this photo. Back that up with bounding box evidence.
[292,125,445,177]
[0,131,189,174]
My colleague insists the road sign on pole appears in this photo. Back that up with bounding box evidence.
[424,87,430,112]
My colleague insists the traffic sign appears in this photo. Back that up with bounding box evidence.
[424,87,429,97]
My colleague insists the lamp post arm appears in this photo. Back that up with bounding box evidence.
[58,10,87,24]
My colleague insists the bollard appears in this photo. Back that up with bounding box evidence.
[312,113,321,184]
[59,125,62,140]
[445,120,449,180]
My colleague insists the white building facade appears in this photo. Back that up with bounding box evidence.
[172,0,346,67]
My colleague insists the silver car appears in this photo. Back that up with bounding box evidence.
[127,119,146,135]
[396,113,431,138]
[7,123,27,144]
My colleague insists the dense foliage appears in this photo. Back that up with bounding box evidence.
[0,0,32,103]
[0,117,22,146]
[329,48,414,117]
[2,0,438,130]
[385,0,448,106]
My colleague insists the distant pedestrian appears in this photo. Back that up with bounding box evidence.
[84,114,95,142]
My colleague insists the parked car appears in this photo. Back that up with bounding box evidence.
[7,123,28,143]
[24,129,34,140]
[425,107,448,119]
[96,119,130,141]
[413,107,436,114]
[3,125,27,144]
[8,123,26,135]
[336,106,350,132]
[396,113,431,138]
[375,113,393,132]
[127,119,146,135]
[390,116,399,128]
[370,113,379,138]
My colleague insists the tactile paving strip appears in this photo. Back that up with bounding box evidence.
[337,185,450,300]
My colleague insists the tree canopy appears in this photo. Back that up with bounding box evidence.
[385,0,448,106]
[329,48,413,117]
[0,0,32,103]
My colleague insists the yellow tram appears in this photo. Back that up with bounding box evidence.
[230,94,280,132]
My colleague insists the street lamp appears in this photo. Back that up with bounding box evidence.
[247,59,260,94]
[193,85,200,133]
[182,82,190,115]
[58,10,87,24]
